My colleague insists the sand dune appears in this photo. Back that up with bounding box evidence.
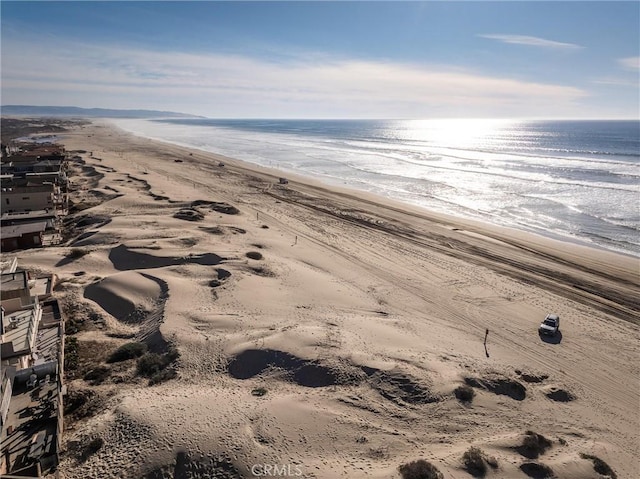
[84,271,163,322]
[8,121,637,479]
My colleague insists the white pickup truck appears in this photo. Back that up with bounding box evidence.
[539,314,560,336]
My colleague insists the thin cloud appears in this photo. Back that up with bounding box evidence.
[618,56,640,70]
[1,37,588,118]
[479,34,582,50]
[592,77,638,87]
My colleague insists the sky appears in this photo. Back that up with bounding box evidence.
[1,1,639,119]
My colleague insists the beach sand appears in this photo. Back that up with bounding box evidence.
[12,120,638,478]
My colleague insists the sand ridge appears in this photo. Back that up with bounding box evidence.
[8,121,637,478]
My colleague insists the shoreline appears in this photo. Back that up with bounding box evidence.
[108,119,638,264]
[111,117,640,259]
[101,120,639,320]
[6,119,638,478]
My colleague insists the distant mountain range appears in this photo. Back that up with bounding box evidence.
[1,105,204,119]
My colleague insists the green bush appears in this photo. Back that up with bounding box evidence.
[107,342,147,363]
[246,251,263,260]
[398,459,443,479]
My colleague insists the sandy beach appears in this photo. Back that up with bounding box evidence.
[10,120,638,478]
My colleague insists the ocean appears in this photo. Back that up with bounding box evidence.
[112,118,640,256]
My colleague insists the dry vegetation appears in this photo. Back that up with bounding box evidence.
[461,446,498,477]
[398,459,443,479]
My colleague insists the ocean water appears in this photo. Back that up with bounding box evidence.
[112,118,640,256]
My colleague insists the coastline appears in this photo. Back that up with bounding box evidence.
[111,117,640,259]
[103,119,639,316]
[8,119,638,478]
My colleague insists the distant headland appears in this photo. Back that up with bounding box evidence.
[1,105,204,119]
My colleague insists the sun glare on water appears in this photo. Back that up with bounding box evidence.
[402,118,517,148]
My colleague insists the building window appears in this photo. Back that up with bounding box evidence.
[4,198,8,204]
[22,197,30,200]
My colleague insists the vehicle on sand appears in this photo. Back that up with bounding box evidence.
[539,314,560,336]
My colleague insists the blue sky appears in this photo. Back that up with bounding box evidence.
[1,1,639,119]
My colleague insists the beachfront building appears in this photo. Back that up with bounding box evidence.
[0,261,65,476]
[0,299,65,477]
[1,184,59,215]
[1,171,67,190]
[0,143,68,250]
[1,268,54,312]
[0,182,64,245]
[1,271,33,314]
[0,222,48,253]
[3,146,66,166]
[1,302,42,370]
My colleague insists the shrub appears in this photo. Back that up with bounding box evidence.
[137,353,166,377]
[454,385,475,402]
[83,367,110,384]
[462,447,488,477]
[485,455,499,470]
[398,459,443,479]
[65,337,80,370]
[64,388,94,416]
[252,387,267,397]
[81,436,104,461]
[165,346,180,363]
[87,436,104,453]
[246,251,263,260]
[68,248,89,259]
[173,208,204,221]
[519,431,552,458]
[580,453,617,479]
[107,342,147,363]
[250,266,275,277]
[149,368,177,385]
[137,346,181,385]
[66,317,83,335]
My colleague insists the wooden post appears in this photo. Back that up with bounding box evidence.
[484,329,490,358]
